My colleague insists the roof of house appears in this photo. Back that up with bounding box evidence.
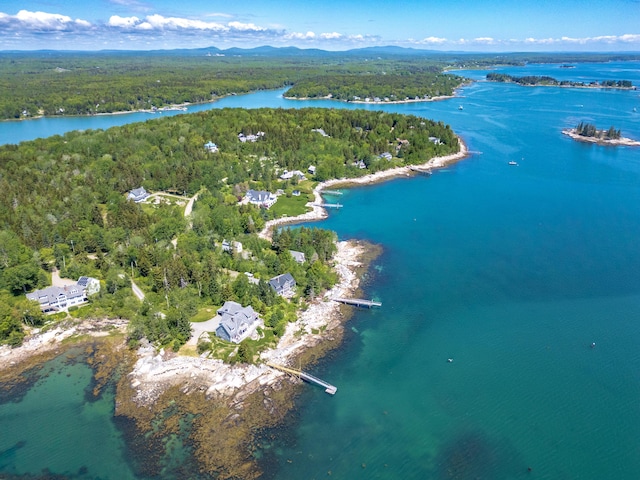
[26,284,85,306]
[289,250,306,263]
[129,187,147,197]
[216,301,258,341]
[269,273,296,292]
[246,189,274,203]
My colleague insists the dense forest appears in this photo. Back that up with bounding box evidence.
[283,71,466,101]
[0,107,459,352]
[486,72,634,88]
[2,50,638,121]
[0,53,459,119]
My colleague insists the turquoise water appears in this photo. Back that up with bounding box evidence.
[1,62,640,479]
[0,349,137,479]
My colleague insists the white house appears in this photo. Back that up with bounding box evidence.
[238,131,265,143]
[279,170,306,181]
[245,189,277,209]
[308,165,316,175]
[127,187,149,203]
[26,276,100,314]
[215,301,260,343]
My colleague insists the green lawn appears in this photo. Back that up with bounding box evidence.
[191,305,220,322]
[270,192,314,218]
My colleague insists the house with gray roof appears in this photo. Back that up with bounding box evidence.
[269,273,296,297]
[289,250,306,264]
[215,301,260,343]
[26,276,100,314]
[245,189,277,209]
[127,187,149,203]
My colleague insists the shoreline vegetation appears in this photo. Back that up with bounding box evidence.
[486,72,636,90]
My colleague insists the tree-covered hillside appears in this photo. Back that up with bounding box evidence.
[0,107,459,349]
[284,71,466,101]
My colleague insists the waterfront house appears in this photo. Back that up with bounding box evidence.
[289,250,306,264]
[269,273,296,296]
[245,189,277,209]
[379,152,393,161]
[292,190,301,196]
[215,301,260,343]
[127,187,150,203]
[308,165,316,175]
[279,170,306,181]
[26,276,100,314]
[204,141,218,152]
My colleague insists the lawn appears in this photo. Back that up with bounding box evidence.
[270,192,314,218]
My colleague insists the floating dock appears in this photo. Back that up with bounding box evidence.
[322,190,343,195]
[409,166,433,175]
[312,203,343,208]
[332,297,382,308]
[266,363,337,395]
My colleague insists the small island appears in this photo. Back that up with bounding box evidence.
[487,72,636,89]
[562,122,640,146]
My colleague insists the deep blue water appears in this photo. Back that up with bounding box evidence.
[1,61,640,479]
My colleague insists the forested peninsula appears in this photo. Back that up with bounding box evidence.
[283,71,466,102]
[486,72,635,89]
[0,107,459,349]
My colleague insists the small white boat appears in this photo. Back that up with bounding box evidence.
[458,105,464,110]
[508,161,518,166]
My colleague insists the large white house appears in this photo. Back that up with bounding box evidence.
[215,301,260,343]
[26,276,100,314]
[127,187,149,203]
[245,189,277,209]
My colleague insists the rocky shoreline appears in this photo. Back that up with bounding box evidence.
[260,136,469,239]
[127,239,367,407]
[562,128,640,146]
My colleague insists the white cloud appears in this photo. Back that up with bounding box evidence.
[228,21,265,32]
[418,36,447,45]
[0,9,93,32]
[320,32,342,40]
[108,15,140,28]
[473,37,495,44]
[285,31,316,40]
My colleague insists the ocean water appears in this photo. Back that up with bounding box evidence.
[1,62,639,479]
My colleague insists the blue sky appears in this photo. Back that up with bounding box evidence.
[1,0,639,51]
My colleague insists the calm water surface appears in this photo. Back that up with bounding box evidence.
[1,62,639,479]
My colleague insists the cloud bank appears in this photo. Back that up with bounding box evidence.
[0,9,638,51]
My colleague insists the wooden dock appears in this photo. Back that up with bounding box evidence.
[409,166,433,175]
[266,363,337,395]
[332,297,382,308]
[312,202,343,209]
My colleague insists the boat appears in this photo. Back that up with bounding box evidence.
[458,105,464,110]
[508,161,518,166]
